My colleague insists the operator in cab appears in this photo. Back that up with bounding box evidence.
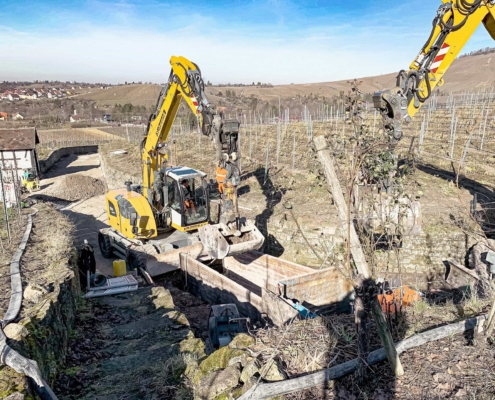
[181,179,195,215]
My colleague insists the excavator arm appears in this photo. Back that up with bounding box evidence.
[142,56,216,193]
[374,0,495,140]
[143,56,263,259]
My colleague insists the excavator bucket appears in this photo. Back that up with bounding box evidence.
[199,221,264,259]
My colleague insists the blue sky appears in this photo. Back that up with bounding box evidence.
[1,0,494,84]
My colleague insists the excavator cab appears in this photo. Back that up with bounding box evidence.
[165,166,210,232]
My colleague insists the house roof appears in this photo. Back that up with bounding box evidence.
[0,128,40,150]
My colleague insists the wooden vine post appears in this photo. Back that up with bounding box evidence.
[314,135,404,377]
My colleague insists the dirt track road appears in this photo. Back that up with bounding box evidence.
[38,152,114,275]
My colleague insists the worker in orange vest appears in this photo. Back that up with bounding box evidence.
[216,165,228,194]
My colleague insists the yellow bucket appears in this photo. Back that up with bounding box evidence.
[113,259,126,277]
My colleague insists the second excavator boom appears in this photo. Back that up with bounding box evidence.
[374,0,495,140]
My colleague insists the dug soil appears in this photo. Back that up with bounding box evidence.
[43,175,107,202]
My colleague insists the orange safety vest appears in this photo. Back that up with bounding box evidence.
[216,166,228,194]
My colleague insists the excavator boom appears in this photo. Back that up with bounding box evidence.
[374,0,495,140]
[142,56,263,259]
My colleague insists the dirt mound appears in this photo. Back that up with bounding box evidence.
[45,175,107,201]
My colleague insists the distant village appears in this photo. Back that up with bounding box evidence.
[0,82,113,124]
[0,85,110,101]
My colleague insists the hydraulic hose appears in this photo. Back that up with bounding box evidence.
[415,70,432,103]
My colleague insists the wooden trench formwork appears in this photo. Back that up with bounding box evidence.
[178,251,353,326]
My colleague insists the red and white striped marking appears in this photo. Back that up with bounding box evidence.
[190,95,201,114]
[431,43,450,74]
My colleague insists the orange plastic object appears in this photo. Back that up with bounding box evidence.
[377,285,421,314]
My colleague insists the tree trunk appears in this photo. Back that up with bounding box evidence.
[354,275,371,382]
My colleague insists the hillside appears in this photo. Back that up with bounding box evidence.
[76,52,495,108]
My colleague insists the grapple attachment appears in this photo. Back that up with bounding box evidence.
[199,219,264,259]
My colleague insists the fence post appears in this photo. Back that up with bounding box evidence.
[292,128,296,171]
[0,168,11,243]
[264,142,270,184]
[372,110,377,138]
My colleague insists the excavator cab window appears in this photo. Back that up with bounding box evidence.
[117,197,139,220]
[181,177,208,226]
[170,181,182,213]
[108,201,117,217]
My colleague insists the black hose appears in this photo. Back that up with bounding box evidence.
[420,14,441,54]
[409,69,432,103]
[440,0,482,31]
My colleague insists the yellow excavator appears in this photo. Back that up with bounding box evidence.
[374,0,495,139]
[98,56,264,275]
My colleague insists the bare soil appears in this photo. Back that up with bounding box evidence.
[42,175,107,202]
[54,283,209,400]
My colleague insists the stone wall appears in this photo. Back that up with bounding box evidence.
[1,279,78,399]
[99,151,141,190]
[0,208,79,398]
[263,218,476,291]
[374,232,475,287]
[39,145,99,173]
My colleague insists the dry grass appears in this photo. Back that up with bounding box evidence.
[92,351,193,400]
[249,317,354,378]
[37,127,119,145]
[99,140,142,176]
[19,203,76,301]
[0,203,76,317]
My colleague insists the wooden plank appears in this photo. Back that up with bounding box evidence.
[230,251,313,275]
[179,254,263,319]
[238,315,486,400]
[280,268,353,307]
[313,136,369,278]
[446,258,480,281]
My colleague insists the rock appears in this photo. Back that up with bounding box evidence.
[150,287,175,310]
[180,331,206,361]
[200,346,247,375]
[227,353,250,368]
[241,376,258,394]
[240,359,260,383]
[260,359,286,382]
[184,361,204,386]
[24,285,46,303]
[165,310,189,326]
[468,239,495,297]
[196,364,241,400]
[4,393,25,400]
[228,333,255,350]
[4,324,29,341]
[213,387,243,400]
